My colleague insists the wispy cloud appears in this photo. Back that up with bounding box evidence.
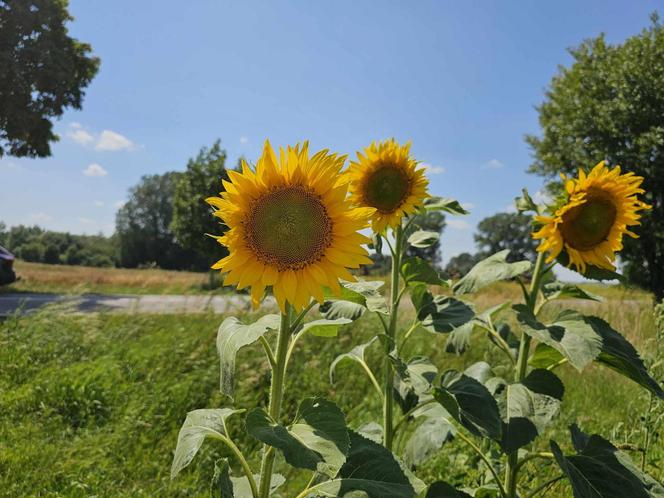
[67,123,136,152]
[83,163,108,177]
[483,158,504,169]
[29,212,53,223]
[447,219,471,231]
[240,136,249,144]
[420,163,445,175]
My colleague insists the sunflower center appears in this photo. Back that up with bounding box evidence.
[560,189,617,251]
[245,185,333,271]
[364,164,411,213]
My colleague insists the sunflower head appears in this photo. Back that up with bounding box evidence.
[532,160,651,274]
[348,139,429,232]
[206,140,374,312]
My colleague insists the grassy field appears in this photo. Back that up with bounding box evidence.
[0,283,661,497]
[1,260,225,295]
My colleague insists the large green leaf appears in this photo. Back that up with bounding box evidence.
[499,369,564,452]
[515,306,602,370]
[303,430,416,498]
[330,337,378,385]
[556,251,624,282]
[551,425,664,498]
[542,282,602,302]
[228,474,285,498]
[210,459,285,498]
[216,314,281,398]
[420,296,475,334]
[392,356,438,413]
[171,408,243,479]
[299,318,352,338]
[320,280,387,320]
[246,397,349,477]
[434,371,502,440]
[402,402,456,467]
[453,250,531,295]
[342,279,388,314]
[528,343,565,369]
[426,482,473,498]
[407,230,440,248]
[586,316,664,399]
[402,256,449,286]
[424,196,470,215]
[445,301,511,355]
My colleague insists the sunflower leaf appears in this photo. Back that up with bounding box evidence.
[445,301,511,354]
[515,188,538,214]
[420,296,475,334]
[402,402,456,467]
[556,251,625,282]
[299,318,352,338]
[453,250,531,295]
[426,482,473,498]
[542,281,602,302]
[407,230,440,248]
[424,196,469,215]
[402,256,449,286]
[216,314,281,398]
[330,337,378,385]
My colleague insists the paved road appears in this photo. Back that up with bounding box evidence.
[0,293,275,316]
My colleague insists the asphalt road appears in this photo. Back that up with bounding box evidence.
[0,293,272,316]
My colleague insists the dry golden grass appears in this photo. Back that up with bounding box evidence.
[3,260,217,295]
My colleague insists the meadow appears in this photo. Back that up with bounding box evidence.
[1,281,660,497]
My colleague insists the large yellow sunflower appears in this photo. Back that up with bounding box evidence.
[206,140,374,312]
[347,139,429,232]
[533,160,651,273]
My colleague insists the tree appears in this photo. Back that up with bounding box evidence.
[171,140,229,269]
[116,173,201,269]
[444,252,479,279]
[405,211,446,267]
[0,1,99,157]
[474,212,538,263]
[526,14,664,298]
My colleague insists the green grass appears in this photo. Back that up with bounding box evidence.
[0,284,661,497]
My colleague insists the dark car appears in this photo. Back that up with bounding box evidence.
[0,245,16,285]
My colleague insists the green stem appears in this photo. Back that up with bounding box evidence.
[257,307,292,498]
[383,225,403,450]
[393,398,436,433]
[398,320,420,350]
[505,251,547,498]
[515,451,554,471]
[455,430,507,498]
[214,433,259,498]
[524,475,564,498]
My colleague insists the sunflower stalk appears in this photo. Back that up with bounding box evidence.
[257,306,292,498]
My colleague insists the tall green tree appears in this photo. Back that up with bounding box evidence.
[475,212,538,263]
[116,173,201,270]
[0,0,99,157]
[171,140,229,269]
[526,14,664,298]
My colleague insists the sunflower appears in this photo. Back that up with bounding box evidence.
[206,140,374,312]
[347,139,429,232]
[532,160,651,273]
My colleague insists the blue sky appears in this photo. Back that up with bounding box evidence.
[0,0,659,266]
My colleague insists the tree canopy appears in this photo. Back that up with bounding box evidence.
[526,14,664,297]
[0,0,99,158]
[474,212,538,263]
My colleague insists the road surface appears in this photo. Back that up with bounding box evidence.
[0,293,274,317]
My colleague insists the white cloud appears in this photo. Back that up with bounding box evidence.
[29,212,53,223]
[420,163,445,174]
[83,163,108,177]
[95,130,135,151]
[447,219,471,230]
[94,200,105,207]
[483,158,504,169]
[67,126,95,146]
[240,136,249,144]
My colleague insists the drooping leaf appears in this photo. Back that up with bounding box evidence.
[211,458,234,497]
[299,318,352,338]
[453,250,531,295]
[246,397,349,477]
[357,421,383,444]
[434,371,502,440]
[217,314,281,398]
[542,282,602,302]
[445,301,511,355]
[556,251,625,282]
[402,256,449,286]
[463,361,493,384]
[304,430,416,498]
[402,402,456,467]
[424,196,470,215]
[515,305,602,370]
[320,299,366,321]
[551,424,664,498]
[514,188,538,214]
[330,337,378,385]
[171,408,243,479]
[528,343,565,369]
[410,283,434,318]
[342,279,388,314]
[500,369,564,452]
[408,230,441,248]
[229,474,285,498]
[421,296,475,334]
[320,280,387,320]
[392,356,438,413]
[426,482,473,498]
[586,316,664,399]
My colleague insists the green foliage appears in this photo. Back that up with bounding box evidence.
[474,213,538,263]
[453,250,531,295]
[443,253,480,280]
[171,140,230,267]
[0,0,99,158]
[526,14,664,298]
[404,211,446,267]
